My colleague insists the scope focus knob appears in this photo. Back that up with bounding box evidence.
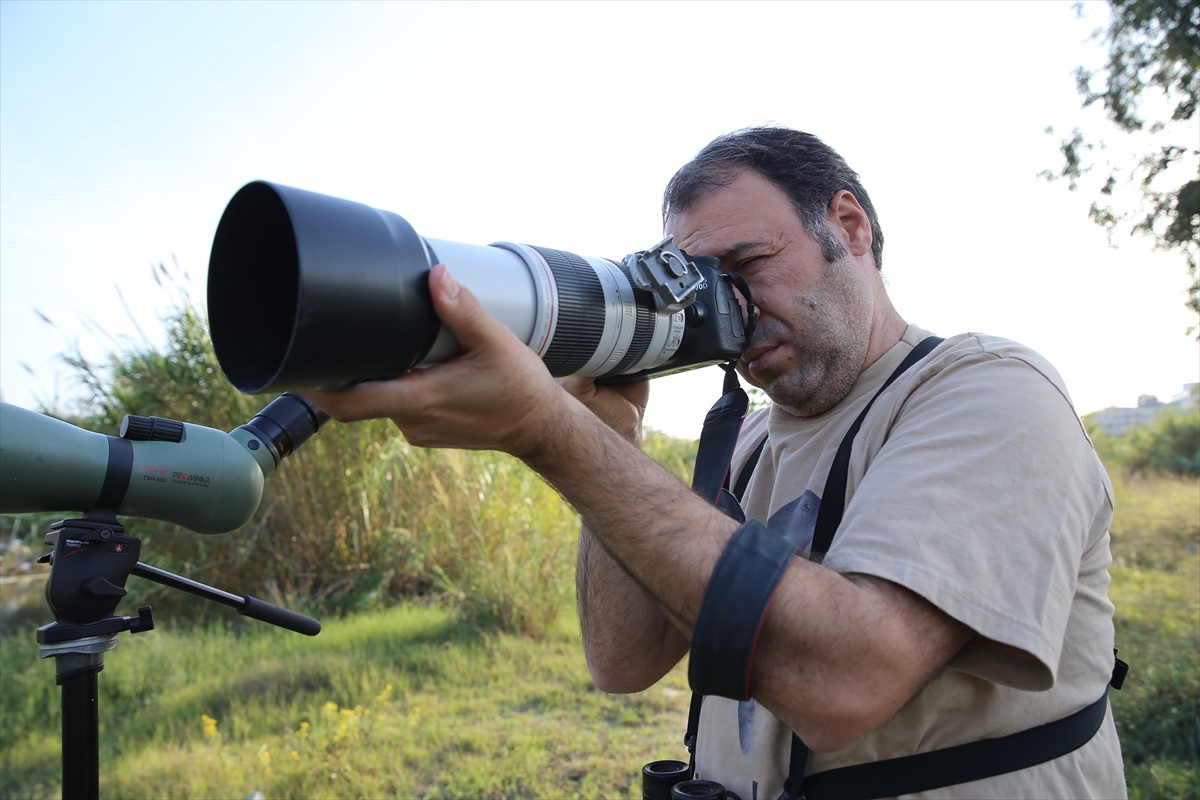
[119,414,185,442]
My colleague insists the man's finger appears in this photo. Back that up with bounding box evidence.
[429,264,521,353]
[303,373,429,424]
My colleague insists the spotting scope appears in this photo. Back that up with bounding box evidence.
[0,393,326,534]
[207,182,752,394]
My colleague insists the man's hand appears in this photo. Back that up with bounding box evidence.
[304,264,568,460]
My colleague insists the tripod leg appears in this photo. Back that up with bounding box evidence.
[61,668,100,800]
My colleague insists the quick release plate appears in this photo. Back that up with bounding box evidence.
[624,236,704,314]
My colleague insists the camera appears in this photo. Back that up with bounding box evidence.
[207,182,751,394]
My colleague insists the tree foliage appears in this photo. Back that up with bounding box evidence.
[1087,402,1200,476]
[1043,0,1200,334]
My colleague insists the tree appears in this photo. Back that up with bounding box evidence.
[1042,0,1199,336]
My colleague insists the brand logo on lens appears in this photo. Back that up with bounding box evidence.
[143,464,169,483]
[171,471,211,487]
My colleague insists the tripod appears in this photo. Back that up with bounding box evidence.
[37,511,321,799]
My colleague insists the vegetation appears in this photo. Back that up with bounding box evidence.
[1,296,1196,797]
[2,467,1195,798]
[1106,469,1199,798]
[10,297,690,638]
[1042,0,1199,332]
[0,603,693,799]
[1086,401,1200,477]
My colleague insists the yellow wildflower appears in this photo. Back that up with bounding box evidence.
[201,714,220,741]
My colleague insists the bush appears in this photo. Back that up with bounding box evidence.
[642,428,698,484]
[1087,406,1200,477]
[26,298,582,636]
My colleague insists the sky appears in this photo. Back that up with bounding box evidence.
[2,0,1197,440]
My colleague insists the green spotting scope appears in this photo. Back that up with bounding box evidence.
[0,394,327,534]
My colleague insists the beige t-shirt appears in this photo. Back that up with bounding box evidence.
[695,325,1126,800]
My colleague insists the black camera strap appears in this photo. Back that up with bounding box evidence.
[791,686,1116,800]
[690,364,752,506]
[808,335,943,561]
[683,363,753,777]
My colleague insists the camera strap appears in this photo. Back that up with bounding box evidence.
[690,364,752,506]
[682,362,752,777]
[808,335,943,562]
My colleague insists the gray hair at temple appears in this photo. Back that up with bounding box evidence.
[662,127,885,271]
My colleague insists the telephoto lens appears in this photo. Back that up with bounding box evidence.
[207,182,748,394]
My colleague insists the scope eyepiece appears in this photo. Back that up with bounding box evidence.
[237,392,329,465]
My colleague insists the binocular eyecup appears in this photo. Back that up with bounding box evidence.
[642,760,741,800]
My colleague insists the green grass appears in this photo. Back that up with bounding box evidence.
[1108,469,1200,571]
[1107,470,1200,800]
[0,603,691,799]
[1,460,1195,798]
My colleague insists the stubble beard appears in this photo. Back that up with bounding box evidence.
[744,258,874,417]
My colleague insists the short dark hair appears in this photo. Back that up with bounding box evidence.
[662,127,884,270]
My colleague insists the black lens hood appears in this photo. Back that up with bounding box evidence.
[207,181,440,394]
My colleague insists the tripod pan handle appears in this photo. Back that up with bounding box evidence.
[238,595,322,636]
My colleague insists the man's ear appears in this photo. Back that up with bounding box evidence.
[828,190,873,259]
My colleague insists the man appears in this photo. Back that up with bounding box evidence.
[308,127,1125,798]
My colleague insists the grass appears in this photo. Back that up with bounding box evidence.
[1106,470,1200,800]
[0,602,692,800]
[1,458,1195,799]
[1108,469,1200,571]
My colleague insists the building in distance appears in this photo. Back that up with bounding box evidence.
[1092,384,1199,438]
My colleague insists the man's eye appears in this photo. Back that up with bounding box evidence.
[735,257,762,272]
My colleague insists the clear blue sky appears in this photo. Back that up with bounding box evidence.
[2,1,1197,437]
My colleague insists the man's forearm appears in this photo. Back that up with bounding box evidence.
[527,399,739,639]
[577,522,689,692]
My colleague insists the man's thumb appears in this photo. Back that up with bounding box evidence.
[429,263,511,351]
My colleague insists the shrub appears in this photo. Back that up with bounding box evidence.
[1087,406,1200,477]
[31,297,581,636]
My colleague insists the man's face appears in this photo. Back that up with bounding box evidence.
[666,170,875,416]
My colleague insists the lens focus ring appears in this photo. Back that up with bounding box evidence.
[531,246,606,376]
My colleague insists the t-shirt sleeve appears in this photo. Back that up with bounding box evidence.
[821,340,1110,690]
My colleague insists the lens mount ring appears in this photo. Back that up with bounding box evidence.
[491,242,558,357]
